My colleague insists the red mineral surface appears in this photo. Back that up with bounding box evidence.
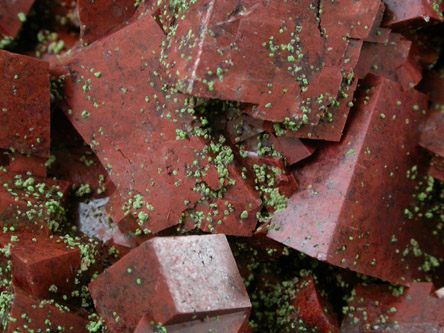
[287,275,340,332]
[418,70,444,158]
[7,153,47,177]
[163,0,380,124]
[0,233,80,299]
[7,284,89,333]
[383,0,444,29]
[0,0,34,39]
[0,0,443,331]
[341,283,444,331]
[0,169,70,234]
[355,33,423,90]
[267,75,438,285]
[89,234,251,332]
[0,50,50,159]
[78,0,137,45]
[52,13,261,239]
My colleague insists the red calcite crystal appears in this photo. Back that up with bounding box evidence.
[418,71,444,158]
[52,14,260,238]
[421,108,444,158]
[232,133,300,211]
[364,3,391,44]
[275,136,316,166]
[7,285,89,333]
[182,162,262,236]
[0,50,50,159]
[0,0,34,39]
[163,0,380,124]
[277,79,359,142]
[78,0,137,45]
[383,0,444,29]
[89,234,251,332]
[267,75,437,285]
[288,276,339,332]
[0,233,80,299]
[7,153,47,177]
[355,33,423,90]
[341,283,444,331]
[0,170,70,233]
[1,0,443,331]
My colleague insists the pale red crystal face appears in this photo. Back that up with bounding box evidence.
[89,234,251,332]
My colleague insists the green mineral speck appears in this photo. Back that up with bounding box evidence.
[17,12,26,23]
